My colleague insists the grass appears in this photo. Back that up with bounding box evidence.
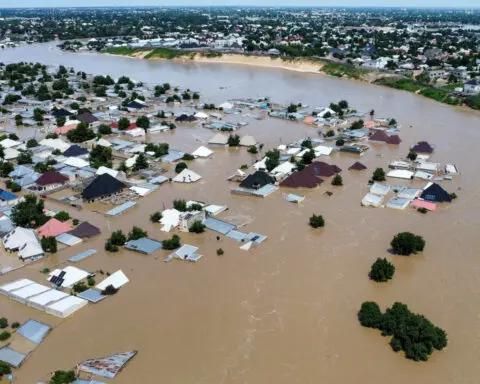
[144,48,189,60]
[320,61,368,80]
[103,47,146,56]
[375,78,424,93]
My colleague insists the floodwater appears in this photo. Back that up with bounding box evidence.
[1,43,480,384]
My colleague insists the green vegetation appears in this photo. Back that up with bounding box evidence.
[265,149,281,171]
[41,236,58,253]
[128,226,147,241]
[301,149,316,165]
[105,230,127,252]
[17,151,33,164]
[175,162,187,174]
[216,248,224,256]
[407,150,417,161]
[162,234,181,250]
[336,138,345,146]
[0,361,11,376]
[189,220,206,233]
[101,284,118,295]
[144,47,189,60]
[331,174,343,186]
[450,192,458,200]
[375,78,424,93]
[73,282,88,293]
[358,301,447,361]
[0,318,8,329]
[247,145,258,154]
[133,153,149,172]
[417,207,428,214]
[301,139,312,149]
[150,211,162,222]
[0,331,11,341]
[145,142,169,158]
[136,115,150,130]
[372,168,386,182]
[9,182,21,192]
[309,214,325,228]
[49,370,76,384]
[390,232,425,256]
[118,117,130,130]
[369,258,395,282]
[26,138,39,148]
[240,164,249,170]
[182,153,195,161]
[104,47,145,56]
[98,123,112,135]
[227,134,240,147]
[41,268,50,274]
[321,61,368,79]
[11,194,47,228]
[87,277,95,286]
[325,129,335,137]
[0,162,13,177]
[66,122,95,143]
[89,145,112,168]
[11,322,20,329]
[54,211,70,222]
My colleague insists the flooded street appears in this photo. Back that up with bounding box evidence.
[1,43,480,383]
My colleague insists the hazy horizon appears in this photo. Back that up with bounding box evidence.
[0,1,478,9]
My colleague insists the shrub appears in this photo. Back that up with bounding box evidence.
[407,150,417,161]
[105,241,118,252]
[450,192,457,200]
[335,138,345,146]
[182,153,195,161]
[240,164,248,170]
[227,134,240,147]
[372,168,386,182]
[331,174,343,186]
[417,208,428,214]
[98,124,112,135]
[369,258,395,282]
[11,322,20,329]
[41,267,50,274]
[358,301,383,328]
[189,220,206,233]
[175,162,187,173]
[73,282,88,293]
[50,370,76,384]
[150,211,162,222]
[102,284,118,295]
[54,211,70,222]
[162,234,181,250]
[216,248,224,256]
[0,318,8,329]
[301,139,313,149]
[87,277,95,286]
[0,361,12,376]
[247,145,258,154]
[128,226,147,241]
[10,182,20,192]
[109,230,126,246]
[391,232,425,256]
[325,130,335,137]
[309,214,325,228]
[72,218,79,225]
[173,199,187,212]
[41,236,57,253]
[0,331,10,341]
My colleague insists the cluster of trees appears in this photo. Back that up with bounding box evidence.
[154,83,171,97]
[11,195,47,228]
[265,149,281,171]
[173,199,202,212]
[66,122,96,143]
[145,142,169,158]
[132,153,149,172]
[105,226,148,252]
[391,232,425,256]
[41,236,58,253]
[189,220,206,233]
[358,301,447,361]
[227,134,240,147]
[89,145,113,168]
[49,370,76,384]
[162,234,181,250]
[150,211,162,222]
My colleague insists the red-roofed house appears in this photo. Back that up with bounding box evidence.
[110,122,119,128]
[126,123,137,131]
[34,171,69,191]
[38,218,72,238]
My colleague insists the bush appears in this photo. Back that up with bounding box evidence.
[105,241,118,252]
[450,192,457,200]
[335,138,345,146]
[240,164,248,170]
[101,284,118,295]
[369,258,395,282]
[11,322,20,329]
[407,150,417,161]
[87,277,95,286]
[10,182,21,192]
[41,268,50,274]
[358,301,447,361]
[73,282,88,293]
[162,234,181,250]
[41,236,57,253]
[189,220,206,233]
[72,218,79,225]
[216,248,224,256]
[417,208,428,214]
[98,124,112,135]
[247,145,258,154]
[0,318,8,329]
[309,214,325,228]
[0,331,10,341]
[128,226,147,241]
[54,211,70,222]
[331,174,343,186]
[175,162,187,174]
[173,199,187,212]
[372,168,386,182]
[49,370,76,384]
[182,153,195,161]
[227,134,240,147]
[109,230,126,246]
[150,211,162,222]
[325,130,335,137]
[391,232,425,256]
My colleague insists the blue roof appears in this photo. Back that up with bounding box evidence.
[77,289,105,303]
[0,347,26,368]
[16,172,40,187]
[124,238,162,255]
[0,218,13,234]
[63,144,89,157]
[160,150,184,164]
[173,244,198,258]
[106,201,136,216]
[205,217,237,235]
[16,319,51,344]
[9,165,34,178]
[68,249,97,262]
[0,189,17,201]
[226,230,248,242]
[56,233,82,246]
[149,175,169,184]
[246,232,268,244]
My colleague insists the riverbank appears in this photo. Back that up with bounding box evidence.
[103,47,480,112]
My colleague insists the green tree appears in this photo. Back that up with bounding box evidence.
[0,318,8,329]
[11,194,47,228]
[128,226,147,241]
[41,236,57,253]
[302,149,316,165]
[372,168,386,182]
[175,162,187,174]
[336,138,345,146]
[301,139,312,149]
[358,301,383,328]
[0,162,13,177]
[101,284,118,295]
[87,277,95,286]
[109,230,126,246]
[49,370,76,384]
[391,232,425,256]
[132,153,148,171]
[150,211,162,222]
[17,151,33,164]
[173,199,187,212]
[66,122,95,143]
[89,145,112,168]
[331,174,343,186]
[369,258,395,282]
[0,361,11,376]
[0,331,10,341]
[54,211,70,222]
[407,150,417,161]
[309,214,325,228]
[162,234,181,250]
[182,153,195,161]
[216,248,224,256]
[227,134,240,147]
[247,146,258,154]
[118,117,130,130]
[189,220,206,233]
[10,182,21,192]
[72,282,88,293]
[265,149,280,171]
[97,124,112,135]
[136,115,150,131]
[26,138,39,148]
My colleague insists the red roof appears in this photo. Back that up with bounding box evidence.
[280,170,323,189]
[349,161,367,171]
[369,130,390,143]
[110,122,118,128]
[38,218,72,238]
[36,171,69,186]
[387,135,402,145]
[305,162,342,178]
[126,123,137,131]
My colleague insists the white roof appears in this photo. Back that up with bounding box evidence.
[27,289,69,308]
[286,147,301,155]
[239,135,256,147]
[39,138,70,151]
[253,157,268,171]
[192,146,213,158]
[125,155,138,168]
[4,147,19,160]
[48,266,90,288]
[277,144,287,151]
[389,160,411,169]
[96,270,129,290]
[208,133,228,145]
[173,169,201,183]
[126,144,146,153]
[370,183,391,196]
[414,170,433,180]
[445,164,458,175]
[313,145,333,156]
[45,295,88,318]
[95,138,112,147]
[204,204,227,216]
[64,119,81,126]
[160,209,181,232]
[387,169,414,180]
[415,161,440,173]
[271,161,295,176]
[3,227,38,251]
[96,166,119,178]
[194,111,209,119]
[362,193,384,207]
[130,185,152,196]
[64,157,89,168]
[219,102,233,109]
[0,279,35,295]
[18,241,44,259]
[0,138,21,149]
[10,283,50,302]
[125,128,145,137]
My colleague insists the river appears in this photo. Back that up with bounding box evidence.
[1,43,480,384]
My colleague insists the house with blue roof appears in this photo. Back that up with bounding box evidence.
[0,189,18,206]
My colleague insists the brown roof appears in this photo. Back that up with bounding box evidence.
[387,135,401,145]
[306,161,342,178]
[35,171,69,186]
[369,130,390,142]
[411,141,434,153]
[280,169,324,189]
[349,161,367,171]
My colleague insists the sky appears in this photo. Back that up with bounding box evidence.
[0,0,477,8]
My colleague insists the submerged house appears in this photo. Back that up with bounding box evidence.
[305,162,342,178]
[411,141,435,154]
[81,173,126,202]
[239,171,275,190]
[420,183,452,203]
[179,210,206,232]
[3,228,44,260]
[63,144,89,158]
[33,171,69,192]
[349,161,367,171]
[280,169,323,189]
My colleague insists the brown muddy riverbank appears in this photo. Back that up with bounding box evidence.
[0,43,479,384]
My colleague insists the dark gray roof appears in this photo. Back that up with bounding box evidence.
[82,173,126,201]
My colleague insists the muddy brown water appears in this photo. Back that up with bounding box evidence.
[0,43,480,383]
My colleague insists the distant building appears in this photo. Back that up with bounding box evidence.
[463,79,480,95]
[179,211,206,232]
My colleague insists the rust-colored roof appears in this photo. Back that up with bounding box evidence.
[349,161,367,171]
[306,161,342,177]
[387,135,402,145]
[369,130,390,142]
[36,171,69,186]
[280,170,323,189]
